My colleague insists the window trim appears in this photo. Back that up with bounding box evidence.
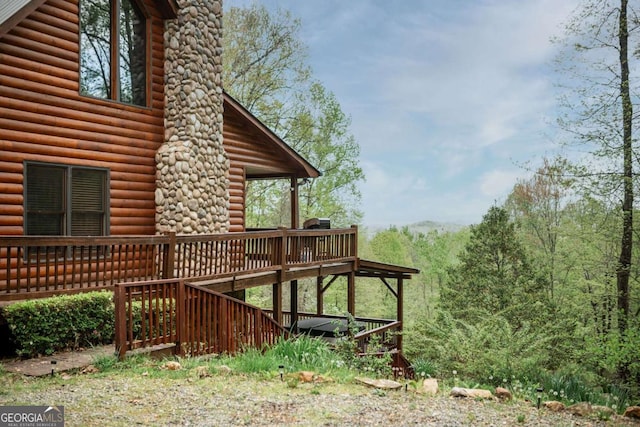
[24,161,110,237]
[79,0,152,107]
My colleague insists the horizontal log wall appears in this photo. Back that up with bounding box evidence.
[223,107,296,232]
[0,0,166,235]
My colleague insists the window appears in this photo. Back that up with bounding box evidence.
[79,0,148,106]
[25,163,109,236]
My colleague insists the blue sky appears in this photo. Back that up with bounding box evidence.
[225,0,580,226]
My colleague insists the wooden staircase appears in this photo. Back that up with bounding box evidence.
[114,277,411,377]
[114,278,288,359]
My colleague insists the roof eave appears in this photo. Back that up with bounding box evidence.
[0,0,47,39]
[223,91,321,179]
[156,0,178,19]
[0,0,178,40]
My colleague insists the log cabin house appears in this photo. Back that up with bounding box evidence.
[0,0,418,370]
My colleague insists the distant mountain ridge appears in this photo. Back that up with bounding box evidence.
[363,220,468,236]
[405,220,468,234]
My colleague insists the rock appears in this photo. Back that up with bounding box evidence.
[355,377,403,390]
[216,365,232,375]
[592,405,614,416]
[450,387,493,399]
[160,0,229,235]
[567,402,592,417]
[80,364,99,374]
[495,387,512,400]
[624,406,640,419]
[165,361,181,371]
[543,401,566,412]
[421,378,438,395]
[298,371,315,383]
[192,366,210,378]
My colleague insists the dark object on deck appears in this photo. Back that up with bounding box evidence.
[295,317,364,337]
[303,218,330,229]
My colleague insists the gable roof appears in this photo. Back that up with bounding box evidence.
[0,0,45,38]
[223,91,321,180]
[0,0,178,39]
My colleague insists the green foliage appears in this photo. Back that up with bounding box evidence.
[330,314,392,378]
[3,291,114,357]
[224,5,364,227]
[534,370,630,413]
[411,357,437,379]
[224,347,279,374]
[267,335,336,372]
[408,311,551,381]
[213,333,393,380]
[580,317,640,396]
[442,206,548,328]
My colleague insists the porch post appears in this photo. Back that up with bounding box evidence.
[347,271,355,316]
[272,282,282,325]
[397,277,404,352]
[290,279,298,333]
[316,276,324,315]
[290,176,299,229]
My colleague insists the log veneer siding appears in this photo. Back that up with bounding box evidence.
[0,0,166,236]
[223,107,303,232]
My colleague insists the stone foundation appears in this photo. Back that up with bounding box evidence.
[156,0,229,234]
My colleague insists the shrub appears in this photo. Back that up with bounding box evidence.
[407,310,551,381]
[268,334,335,371]
[3,291,115,358]
[412,357,438,378]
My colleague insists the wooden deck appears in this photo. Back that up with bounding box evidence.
[0,227,358,301]
[113,278,413,377]
[1,227,417,376]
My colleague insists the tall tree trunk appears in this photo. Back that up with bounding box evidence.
[617,0,632,380]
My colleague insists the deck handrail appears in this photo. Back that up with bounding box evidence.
[181,282,288,357]
[114,278,289,358]
[114,278,182,357]
[0,227,357,300]
[353,320,402,353]
[263,310,395,332]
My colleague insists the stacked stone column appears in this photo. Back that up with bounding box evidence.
[156,0,229,234]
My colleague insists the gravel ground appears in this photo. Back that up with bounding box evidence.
[1,370,638,427]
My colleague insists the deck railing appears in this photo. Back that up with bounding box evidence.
[113,278,182,355]
[353,320,401,353]
[267,311,394,334]
[114,278,288,358]
[0,235,168,299]
[0,227,357,301]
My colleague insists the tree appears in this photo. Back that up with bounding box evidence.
[556,0,637,381]
[557,0,634,337]
[441,206,546,327]
[223,4,364,227]
[505,157,574,300]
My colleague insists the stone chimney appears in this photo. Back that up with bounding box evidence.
[156,0,229,234]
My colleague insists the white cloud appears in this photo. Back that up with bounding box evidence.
[478,169,522,198]
[225,0,580,226]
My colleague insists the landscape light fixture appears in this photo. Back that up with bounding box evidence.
[279,364,284,381]
[536,386,544,409]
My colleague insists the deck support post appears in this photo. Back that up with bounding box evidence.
[316,276,324,315]
[397,277,404,352]
[347,270,355,317]
[272,282,283,325]
[290,280,299,333]
[290,177,299,230]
